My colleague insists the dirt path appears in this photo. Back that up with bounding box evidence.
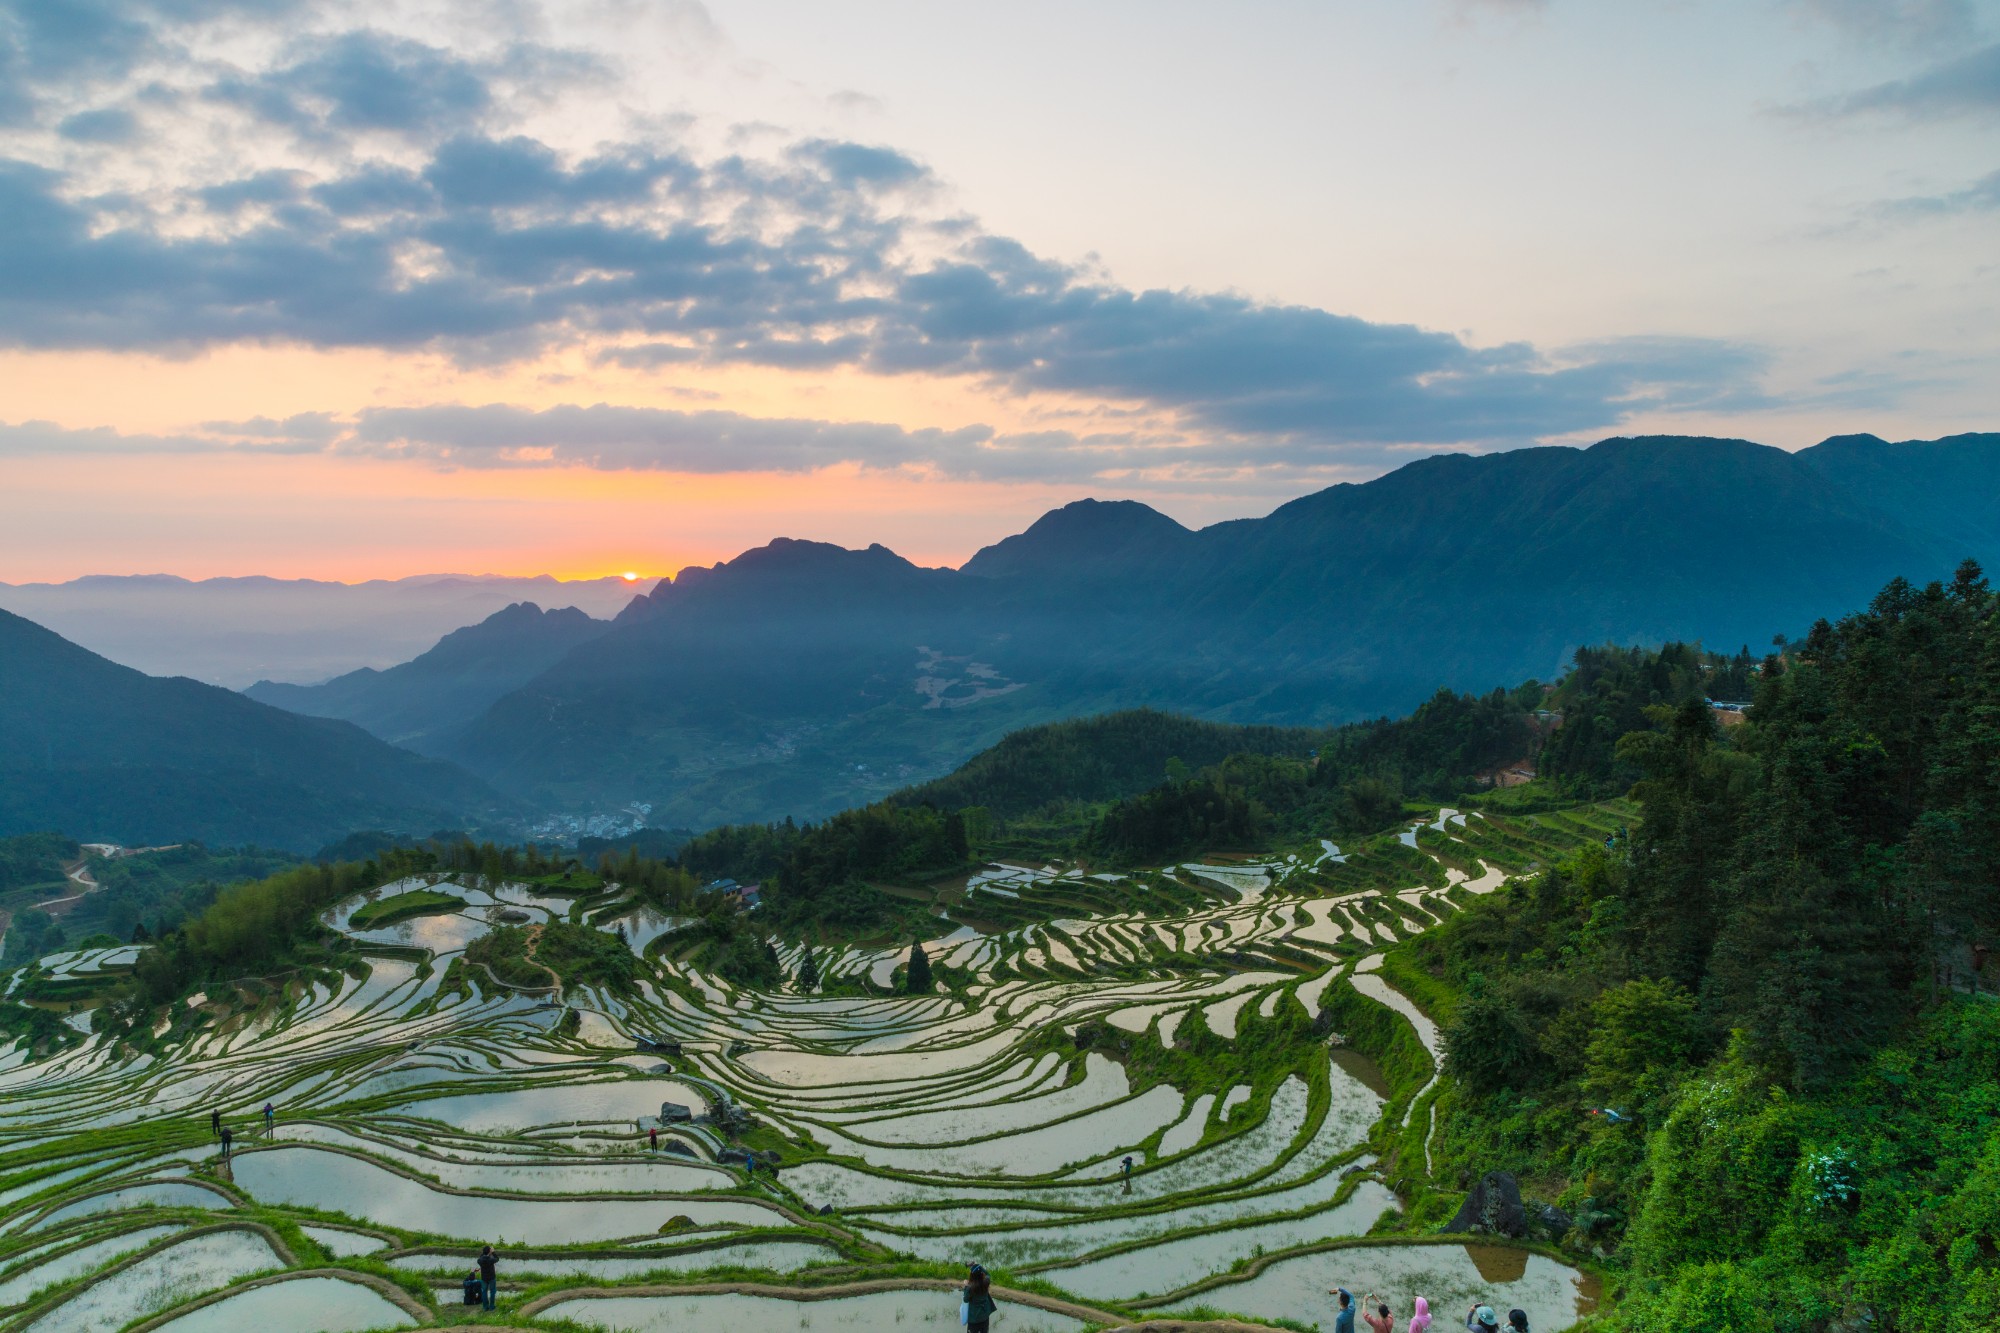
[520,923,562,993]
[40,857,101,919]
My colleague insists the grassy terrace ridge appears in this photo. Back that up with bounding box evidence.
[347,887,464,930]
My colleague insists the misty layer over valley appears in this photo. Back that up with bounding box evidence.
[0,575,645,690]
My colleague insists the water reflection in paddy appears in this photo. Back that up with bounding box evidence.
[1163,1242,1598,1332]
[348,911,489,953]
[20,1228,282,1333]
[26,1180,233,1231]
[147,1274,416,1332]
[540,1289,1089,1332]
[232,1147,786,1243]
[1041,1179,1399,1300]
[0,1225,181,1307]
[390,1239,839,1278]
[284,1124,731,1193]
[1330,1048,1393,1100]
[388,1079,711,1131]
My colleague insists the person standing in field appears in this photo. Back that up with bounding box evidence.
[962,1262,997,1332]
[477,1244,498,1311]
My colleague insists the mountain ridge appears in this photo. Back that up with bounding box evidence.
[244,601,612,751]
[0,608,510,850]
[386,430,1998,828]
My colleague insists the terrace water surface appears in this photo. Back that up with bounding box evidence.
[538,1289,1090,1332]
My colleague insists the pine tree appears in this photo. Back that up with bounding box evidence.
[797,947,820,992]
[905,939,933,993]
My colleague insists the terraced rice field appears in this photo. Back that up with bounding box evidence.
[0,802,1624,1331]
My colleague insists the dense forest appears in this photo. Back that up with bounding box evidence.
[890,709,1320,818]
[0,832,76,893]
[1405,563,2000,1331]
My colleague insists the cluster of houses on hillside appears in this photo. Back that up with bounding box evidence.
[707,878,763,909]
[1706,697,1752,727]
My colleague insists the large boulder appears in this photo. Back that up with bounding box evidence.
[1444,1170,1529,1238]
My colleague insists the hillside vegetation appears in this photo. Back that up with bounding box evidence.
[1399,563,2000,1331]
[0,609,512,850]
[891,709,1320,817]
[672,657,1710,938]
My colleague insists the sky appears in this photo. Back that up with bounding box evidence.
[0,0,1994,581]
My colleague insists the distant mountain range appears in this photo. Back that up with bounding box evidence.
[244,602,611,750]
[238,431,2000,832]
[0,573,645,687]
[9,430,1995,847]
[0,608,511,850]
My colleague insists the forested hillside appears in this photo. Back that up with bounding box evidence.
[0,840,302,969]
[672,663,1706,935]
[1397,562,2000,1331]
[0,608,513,850]
[0,832,76,894]
[891,709,1320,817]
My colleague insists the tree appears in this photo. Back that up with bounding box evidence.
[1585,977,1703,1116]
[1442,974,1541,1088]
[1614,699,1745,987]
[796,946,820,992]
[905,939,933,993]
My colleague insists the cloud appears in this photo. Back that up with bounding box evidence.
[789,139,930,191]
[0,132,1776,448]
[346,402,992,474]
[57,106,141,143]
[0,404,1154,482]
[0,1,1780,462]
[11,386,1795,485]
[261,30,492,134]
[1787,0,1980,53]
[0,415,332,456]
[1805,41,2000,120]
[827,89,885,115]
[199,411,344,445]
[1872,166,2000,217]
[422,135,691,209]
